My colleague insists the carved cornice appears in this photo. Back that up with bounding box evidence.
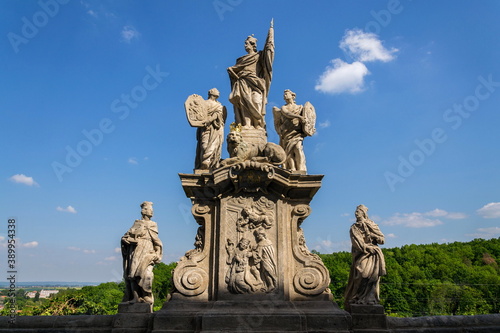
[179,164,323,201]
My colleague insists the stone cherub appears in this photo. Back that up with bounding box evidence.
[121,201,163,305]
[344,205,386,311]
[185,88,227,170]
[273,89,316,173]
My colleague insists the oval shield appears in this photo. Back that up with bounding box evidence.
[184,94,207,127]
[302,101,316,136]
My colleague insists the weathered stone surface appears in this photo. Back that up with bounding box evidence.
[345,205,386,312]
[273,89,316,173]
[228,20,274,131]
[121,201,162,307]
[185,88,227,171]
[350,304,388,331]
[172,163,331,303]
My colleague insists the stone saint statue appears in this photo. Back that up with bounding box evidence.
[273,89,316,173]
[121,201,163,304]
[185,88,227,170]
[227,20,274,130]
[344,205,386,311]
[253,228,277,292]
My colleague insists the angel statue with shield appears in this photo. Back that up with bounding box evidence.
[272,89,316,173]
[184,88,227,171]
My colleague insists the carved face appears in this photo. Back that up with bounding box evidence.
[141,204,153,219]
[227,131,243,144]
[238,238,250,250]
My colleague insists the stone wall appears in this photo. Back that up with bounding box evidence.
[1,312,500,332]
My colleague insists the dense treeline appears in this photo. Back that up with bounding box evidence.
[322,237,500,316]
[3,238,499,317]
[1,262,176,316]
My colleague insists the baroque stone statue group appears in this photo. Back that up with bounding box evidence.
[118,20,388,332]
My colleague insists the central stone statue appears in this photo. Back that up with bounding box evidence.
[227,19,274,131]
[156,22,351,333]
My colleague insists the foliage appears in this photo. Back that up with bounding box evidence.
[322,237,500,317]
[6,238,500,317]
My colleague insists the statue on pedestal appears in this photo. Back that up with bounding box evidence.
[344,205,386,311]
[185,88,227,170]
[273,89,316,173]
[227,20,274,130]
[121,201,163,305]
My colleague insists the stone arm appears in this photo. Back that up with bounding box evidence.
[283,106,305,121]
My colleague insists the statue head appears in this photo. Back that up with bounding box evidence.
[253,228,266,242]
[141,201,154,219]
[238,238,251,250]
[208,88,220,99]
[283,89,296,103]
[355,204,368,221]
[245,35,257,53]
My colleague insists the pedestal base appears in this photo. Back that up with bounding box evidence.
[350,304,388,332]
[152,300,351,332]
[118,302,152,313]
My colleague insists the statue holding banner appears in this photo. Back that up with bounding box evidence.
[227,20,274,130]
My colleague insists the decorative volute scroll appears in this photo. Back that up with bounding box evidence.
[172,203,211,298]
[291,204,331,297]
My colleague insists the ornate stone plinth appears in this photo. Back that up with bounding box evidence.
[153,162,350,332]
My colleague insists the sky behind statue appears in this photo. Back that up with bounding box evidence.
[1,0,499,282]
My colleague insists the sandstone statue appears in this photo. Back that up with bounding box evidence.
[225,238,261,293]
[227,20,274,130]
[253,227,277,292]
[273,89,316,173]
[221,124,286,166]
[121,201,163,304]
[185,88,227,170]
[344,204,386,311]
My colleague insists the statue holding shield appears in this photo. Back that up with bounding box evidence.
[185,88,227,170]
[273,89,316,173]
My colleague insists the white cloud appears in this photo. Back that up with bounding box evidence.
[114,247,121,253]
[477,202,500,219]
[340,29,398,63]
[386,233,397,238]
[121,25,140,43]
[87,9,98,17]
[56,206,77,214]
[318,120,331,129]
[22,241,39,248]
[83,249,96,254]
[68,246,81,251]
[315,59,369,94]
[466,227,500,239]
[9,174,39,186]
[424,208,467,219]
[128,157,138,165]
[382,212,443,228]
[104,256,117,261]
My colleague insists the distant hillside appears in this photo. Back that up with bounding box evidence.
[0,282,102,288]
[320,237,500,316]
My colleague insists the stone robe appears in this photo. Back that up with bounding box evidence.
[344,219,386,310]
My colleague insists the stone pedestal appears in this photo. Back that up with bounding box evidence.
[118,302,152,313]
[350,304,388,332]
[153,162,351,332]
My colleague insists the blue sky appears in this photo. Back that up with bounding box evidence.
[1,0,500,282]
